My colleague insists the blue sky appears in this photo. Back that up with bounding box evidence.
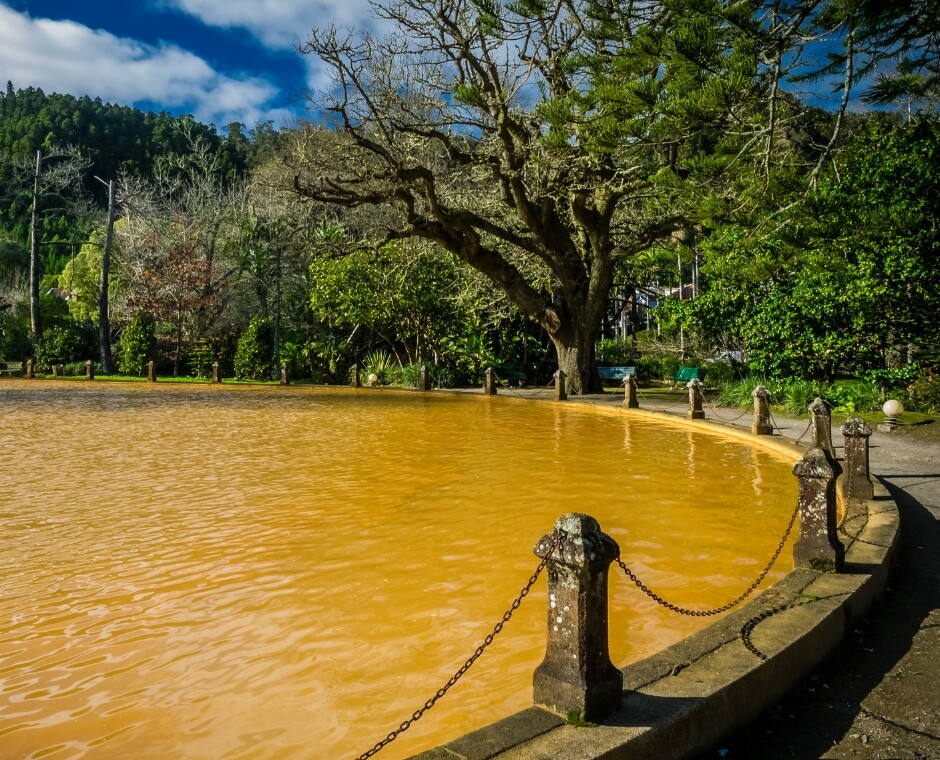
[0,0,372,129]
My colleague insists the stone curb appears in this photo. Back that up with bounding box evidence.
[411,406,900,760]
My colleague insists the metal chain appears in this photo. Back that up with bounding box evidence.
[353,531,561,760]
[768,407,813,443]
[702,397,751,424]
[616,503,800,617]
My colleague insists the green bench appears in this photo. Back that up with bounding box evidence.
[489,367,527,387]
[0,361,23,377]
[597,365,636,384]
[674,366,705,386]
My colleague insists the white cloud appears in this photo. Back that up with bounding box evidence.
[0,4,284,127]
[157,0,375,49]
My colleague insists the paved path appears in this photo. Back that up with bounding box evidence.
[462,386,940,759]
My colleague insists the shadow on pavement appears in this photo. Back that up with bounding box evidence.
[695,477,940,759]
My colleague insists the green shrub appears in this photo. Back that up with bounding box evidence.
[661,355,681,381]
[188,338,215,379]
[634,355,661,383]
[904,372,940,413]
[823,380,884,414]
[595,338,638,366]
[117,313,156,376]
[35,321,97,371]
[0,314,31,360]
[363,349,395,385]
[782,379,818,417]
[703,361,735,388]
[235,319,275,380]
[397,362,456,388]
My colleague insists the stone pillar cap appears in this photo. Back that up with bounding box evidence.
[752,384,771,398]
[808,397,829,414]
[792,447,837,479]
[841,417,873,437]
[686,378,702,388]
[534,513,619,567]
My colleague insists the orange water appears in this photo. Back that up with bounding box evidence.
[0,383,797,759]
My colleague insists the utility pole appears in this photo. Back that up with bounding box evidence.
[97,178,117,373]
[29,149,41,341]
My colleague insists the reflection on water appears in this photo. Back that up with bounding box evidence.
[0,382,797,759]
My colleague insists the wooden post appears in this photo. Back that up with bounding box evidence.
[147,361,156,383]
[792,448,845,572]
[533,513,622,722]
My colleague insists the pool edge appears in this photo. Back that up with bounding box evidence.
[408,405,899,760]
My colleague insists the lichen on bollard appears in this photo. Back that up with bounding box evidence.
[841,417,874,502]
[624,374,639,409]
[533,513,622,722]
[554,370,567,402]
[751,385,773,435]
[809,397,836,459]
[280,363,289,385]
[350,362,361,388]
[211,362,221,384]
[25,359,34,379]
[687,378,705,419]
[84,360,94,381]
[484,367,497,396]
[792,448,844,573]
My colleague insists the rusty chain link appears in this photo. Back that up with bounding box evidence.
[353,530,562,760]
[616,503,800,617]
[702,396,751,424]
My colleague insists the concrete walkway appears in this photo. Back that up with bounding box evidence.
[464,385,940,759]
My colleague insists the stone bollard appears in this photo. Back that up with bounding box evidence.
[484,367,497,396]
[25,359,34,379]
[533,513,622,722]
[623,374,639,409]
[147,361,156,383]
[554,370,567,401]
[809,397,836,460]
[52,364,63,377]
[351,362,361,388]
[841,417,875,502]
[211,362,221,384]
[280,363,289,385]
[751,385,773,435]
[85,360,94,381]
[792,448,845,573]
[686,378,705,420]
[418,364,431,392]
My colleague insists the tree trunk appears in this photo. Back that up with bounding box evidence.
[29,149,42,343]
[99,179,116,373]
[550,324,603,395]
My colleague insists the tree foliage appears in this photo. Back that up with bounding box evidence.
[292,0,780,392]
